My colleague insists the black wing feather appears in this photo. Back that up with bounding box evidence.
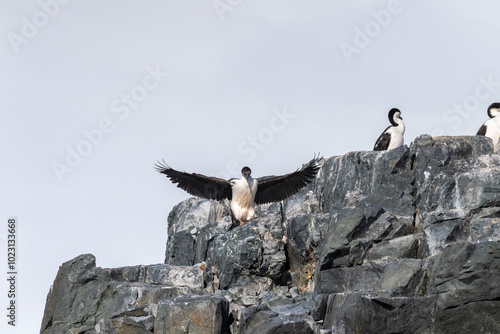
[254,156,322,205]
[476,124,487,136]
[373,127,391,151]
[155,161,232,201]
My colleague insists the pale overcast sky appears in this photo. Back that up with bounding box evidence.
[2,1,500,332]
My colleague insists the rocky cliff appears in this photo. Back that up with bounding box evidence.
[41,135,500,334]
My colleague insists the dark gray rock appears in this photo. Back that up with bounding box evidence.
[411,135,500,255]
[428,241,500,332]
[324,293,438,334]
[245,315,315,334]
[314,206,421,295]
[283,207,330,291]
[41,254,96,333]
[239,302,318,334]
[312,146,418,298]
[165,198,232,266]
[321,241,500,333]
[316,258,424,296]
[205,203,286,291]
[154,294,231,334]
[40,254,205,334]
[100,262,205,289]
[313,136,500,333]
[239,305,278,334]
[317,146,414,216]
[311,293,329,322]
[41,135,500,334]
[317,206,392,271]
[363,233,427,263]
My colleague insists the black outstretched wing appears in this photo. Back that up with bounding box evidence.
[373,126,391,151]
[477,124,487,136]
[254,156,322,205]
[155,161,232,201]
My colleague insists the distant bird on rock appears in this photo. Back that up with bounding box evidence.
[156,156,322,225]
[373,108,405,151]
[476,102,500,152]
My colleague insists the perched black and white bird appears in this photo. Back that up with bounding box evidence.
[373,108,405,151]
[155,156,321,225]
[476,102,500,152]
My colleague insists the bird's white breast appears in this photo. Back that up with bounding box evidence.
[485,117,500,152]
[387,121,405,150]
[230,176,258,221]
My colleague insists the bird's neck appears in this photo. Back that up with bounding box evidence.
[243,175,254,184]
[394,117,405,130]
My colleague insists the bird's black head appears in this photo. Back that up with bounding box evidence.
[242,166,251,178]
[388,108,402,126]
[487,102,500,118]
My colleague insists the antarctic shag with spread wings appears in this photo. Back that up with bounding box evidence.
[373,108,405,151]
[477,102,500,152]
[155,156,322,225]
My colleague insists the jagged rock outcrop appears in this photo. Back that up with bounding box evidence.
[41,135,500,334]
[40,255,206,333]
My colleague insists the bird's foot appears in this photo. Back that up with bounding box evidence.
[239,216,259,226]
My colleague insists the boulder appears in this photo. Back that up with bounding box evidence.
[154,295,231,334]
[207,204,285,290]
[411,135,500,254]
[165,198,232,266]
[239,302,316,334]
[324,293,438,334]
